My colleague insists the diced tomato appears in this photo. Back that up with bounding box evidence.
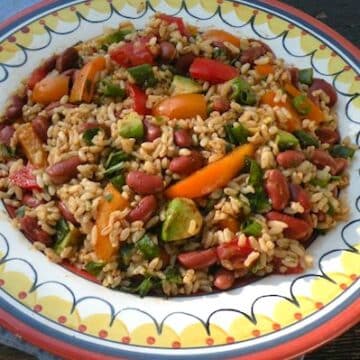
[110,37,154,68]
[216,238,253,260]
[28,67,49,90]
[157,13,188,36]
[189,58,238,84]
[127,83,148,115]
[177,248,218,269]
[9,164,40,190]
[62,261,101,284]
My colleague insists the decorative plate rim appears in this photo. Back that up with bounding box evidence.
[0,1,359,360]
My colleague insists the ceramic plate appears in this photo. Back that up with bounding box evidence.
[0,1,359,359]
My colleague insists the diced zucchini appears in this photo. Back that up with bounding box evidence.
[276,130,299,150]
[170,75,202,95]
[118,112,144,139]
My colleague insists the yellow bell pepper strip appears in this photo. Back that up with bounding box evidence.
[32,75,69,105]
[255,64,275,77]
[70,56,106,103]
[284,82,324,122]
[260,91,301,132]
[152,94,207,119]
[95,183,129,261]
[165,143,255,199]
[17,123,47,167]
[203,29,241,48]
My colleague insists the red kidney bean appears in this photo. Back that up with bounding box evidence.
[265,169,290,211]
[127,195,157,223]
[32,115,50,142]
[175,53,195,74]
[289,183,312,213]
[19,216,52,246]
[77,121,100,133]
[308,78,337,107]
[126,171,163,195]
[177,248,218,269]
[159,248,170,268]
[159,41,177,63]
[240,44,268,64]
[27,55,58,90]
[276,150,305,168]
[56,47,79,73]
[46,156,82,184]
[315,128,340,145]
[45,101,76,116]
[289,67,299,87]
[333,157,348,175]
[174,129,192,147]
[58,201,77,225]
[5,95,26,121]
[43,54,58,72]
[22,194,43,208]
[4,204,17,218]
[0,125,15,146]
[266,211,312,241]
[143,119,161,142]
[212,97,230,113]
[214,268,235,290]
[169,151,203,176]
[310,149,337,175]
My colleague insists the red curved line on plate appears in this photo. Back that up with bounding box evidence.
[259,0,360,59]
[0,308,124,360]
[0,0,57,32]
[230,298,360,360]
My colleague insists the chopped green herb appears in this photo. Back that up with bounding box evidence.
[104,193,113,202]
[213,47,227,59]
[292,94,311,115]
[242,219,262,237]
[101,27,134,49]
[316,228,327,235]
[293,130,319,148]
[55,218,70,244]
[105,150,130,169]
[0,144,15,158]
[85,261,104,276]
[15,206,25,218]
[299,68,313,85]
[128,64,157,88]
[104,162,126,178]
[248,159,263,188]
[136,276,154,297]
[110,174,125,191]
[327,202,335,216]
[330,175,341,181]
[225,123,249,145]
[136,234,160,260]
[101,81,126,98]
[82,127,100,145]
[231,77,257,106]
[276,130,299,150]
[329,145,355,159]
[164,266,182,284]
[119,243,134,268]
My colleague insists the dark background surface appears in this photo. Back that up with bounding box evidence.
[0,0,359,359]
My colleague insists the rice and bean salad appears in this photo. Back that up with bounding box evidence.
[0,14,355,296]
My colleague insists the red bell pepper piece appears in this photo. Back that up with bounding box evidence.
[216,238,253,260]
[189,58,238,84]
[127,83,148,115]
[157,13,188,36]
[9,164,41,190]
[28,67,49,90]
[110,37,154,68]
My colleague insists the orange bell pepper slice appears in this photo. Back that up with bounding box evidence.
[152,94,207,119]
[218,217,240,233]
[165,143,255,199]
[17,123,47,167]
[283,83,324,122]
[32,75,69,105]
[95,183,129,261]
[203,29,241,48]
[255,64,275,76]
[70,56,106,103]
[260,91,301,132]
